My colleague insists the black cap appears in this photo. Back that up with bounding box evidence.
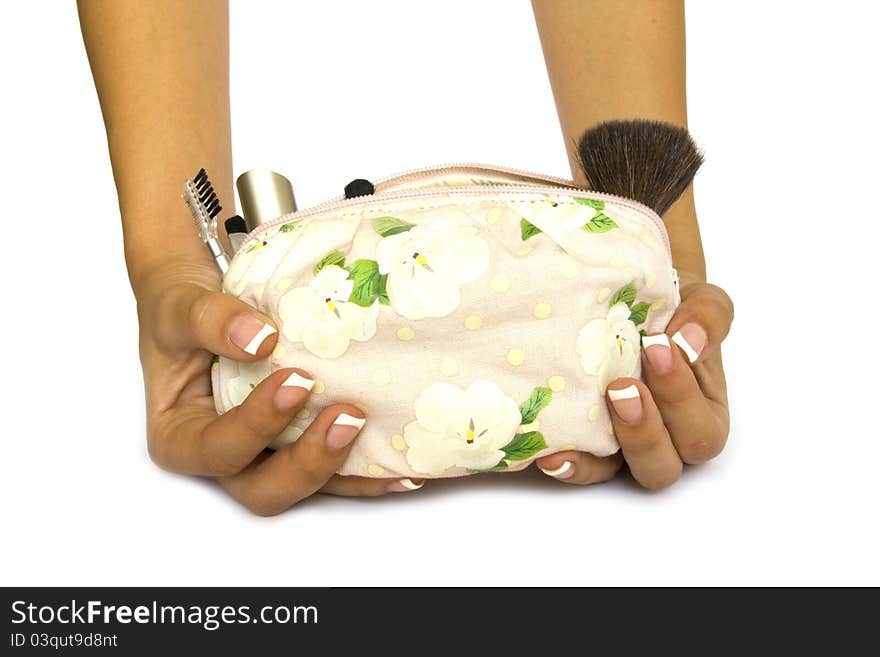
[344,179,375,199]
[224,215,248,234]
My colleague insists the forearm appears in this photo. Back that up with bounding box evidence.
[532,0,705,279]
[78,0,233,290]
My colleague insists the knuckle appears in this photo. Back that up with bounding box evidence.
[275,444,329,491]
[620,429,661,458]
[202,450,246,477]
[641,464,682,491]
[679,432,727,465]
[242,497,285,517]
[146,436,173,472]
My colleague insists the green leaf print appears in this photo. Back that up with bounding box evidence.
[279,221,300,233]
[519,387,553,425]
[313,250,346,275]
[372,216,413,237]
[378,273,390,305]
[574,197,605,210]
[628,302,651,325]
[609,282,637,308]
[520,218,542,241]
[501,431,548,462]
[582,212,619,233]
[346,259,384,307]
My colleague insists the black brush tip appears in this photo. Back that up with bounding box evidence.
[225,215,247,234]
[576,120,703,216]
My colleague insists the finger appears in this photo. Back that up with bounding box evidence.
[320,474,426,497]
[641,334,728,464]
[606,379,683,490]
[665,283,733,364]
[149,368,314,476]
[219,405,368,516]
[535,451,623,485]
[156,283,278,359]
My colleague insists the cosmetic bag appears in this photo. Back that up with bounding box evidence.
[211,164,679,479]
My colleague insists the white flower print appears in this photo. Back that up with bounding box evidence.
[576,302,641,392]
[277,265,378,358]
[403,380,522,475]
[224,359,305,450]
[375,221,490,320]
[226,358,272,406]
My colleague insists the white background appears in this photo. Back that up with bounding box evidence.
[1,1,878,586]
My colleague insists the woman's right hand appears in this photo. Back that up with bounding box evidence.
[135,260,423,516]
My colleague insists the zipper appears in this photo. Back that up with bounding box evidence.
[236,164,671,261]
[369,162,581,192]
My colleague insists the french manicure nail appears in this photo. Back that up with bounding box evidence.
[387,478,425,493]
[326,413,366,449]
[281,372,314,391]
[273,372,314,410]
[608,384,643,424]
[672,323,707,364]
[539,461,574,479]
[229,314,277,355]
[642,333,673,374]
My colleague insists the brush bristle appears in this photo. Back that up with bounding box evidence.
[576,120,703,215]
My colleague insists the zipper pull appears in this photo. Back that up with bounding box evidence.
[344,178,375,198]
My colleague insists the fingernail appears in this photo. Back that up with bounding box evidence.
[672,323,707,363]
[326,413,365,449]
[229,314,276,355]
[273,372,314,410]
[642,334,673,374]
[539,461,574,479]
[608,384,643,424]
[387,478,425,493]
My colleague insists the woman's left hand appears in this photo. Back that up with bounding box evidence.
[535,272,734,489]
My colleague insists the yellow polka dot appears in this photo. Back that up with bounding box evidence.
[506,348,525,366]
[560,443,576,451]
[641,235,658,250]
[516,246,533,256]
[372,369,392,387]
[597,287,611,303]
[486,207,503,224]
[548,375,566,392]
[560,259,580,279]
[608,422,615,435]
[440,357,459,377]
[646,272,657,289]
[391,434,407,451]
[272,343,286,359]
[367,464,385,477]
[491,273,511,293]
[651,298,666,311]
[355,403,369,414]
[275,277,293,292]
[312,380,326,394]
[610,257,627,268]
[296,408,310,420]
[396,326,415,341]
[533,302,552,319]
[464,315,483,330]
[588,405,601,422]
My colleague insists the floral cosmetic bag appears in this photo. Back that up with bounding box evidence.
[212,164,679,479]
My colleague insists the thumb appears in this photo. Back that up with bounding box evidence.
[157,283,278,360]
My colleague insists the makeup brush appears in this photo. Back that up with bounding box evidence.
[576,120,703,216]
